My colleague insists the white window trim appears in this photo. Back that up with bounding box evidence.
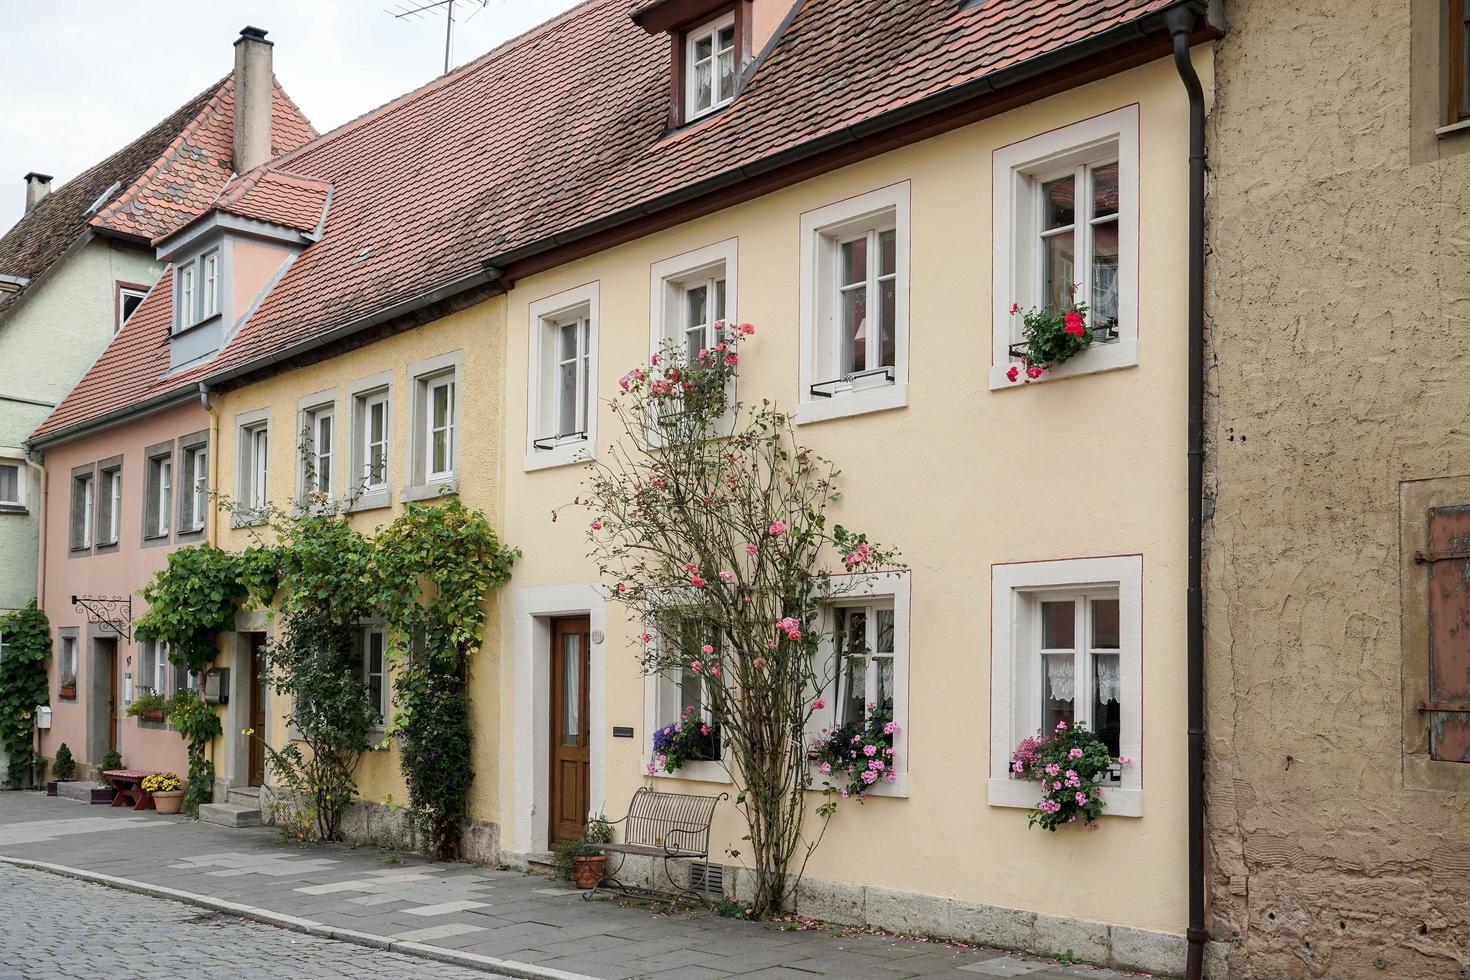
[807,571,911,797]
[990,105,1140,390]
[797,182,911,425]
[641,610,733,786]
[140,639,169,698]
[360,623,390,731]
[116,284,147,331]
[79,474,94,549]
[156,457,172,537]
[526,282,599,472]
[296,389,339,507]
[58,634,79,691]
[648,238,739,358]
[100,466,121,545]
[347,372,394,511]
[406,350,463,500]
[234,408,271,526]
[684,10,737,122]
[988,554,1143,817]
[182,443,209,533]
[0,456,24,508]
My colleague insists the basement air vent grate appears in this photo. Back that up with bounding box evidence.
[689,861,724,894]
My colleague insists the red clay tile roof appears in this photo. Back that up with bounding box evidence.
[209,169,332,236]
[91,77,318,243]
[33,0,1188,444]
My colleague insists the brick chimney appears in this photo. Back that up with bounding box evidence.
[232,26,274,173]
[23,172,52,214]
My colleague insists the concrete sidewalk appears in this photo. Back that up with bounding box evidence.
[0,792,1142,980]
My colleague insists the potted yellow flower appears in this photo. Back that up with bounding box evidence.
[142,772,185,814]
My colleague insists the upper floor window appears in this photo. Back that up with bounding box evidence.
[651,239,737,364]
[70,470,95,551]
[687,12,736,119]
[236,414,270,522]
[797,183,910,424]
[406,352,462,499]
[0,458,23,509]
[144,447,173,540]
[991,106,1139,388]
[348,376,392,511]
[116,283,147,332]
[173,248,222,334]
[97,461,122,547]
[179,440,209,534]
[527,283,599,471]
[300,402,336,502]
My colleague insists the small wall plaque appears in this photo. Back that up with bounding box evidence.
[612,726,635,739]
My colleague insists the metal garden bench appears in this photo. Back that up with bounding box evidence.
[588,786,728,908]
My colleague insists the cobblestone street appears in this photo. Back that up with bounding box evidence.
[0,864,500,979]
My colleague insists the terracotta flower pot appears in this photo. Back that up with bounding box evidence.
[572,854,606,889]
[60,685,76,700]
[152,790,185,814]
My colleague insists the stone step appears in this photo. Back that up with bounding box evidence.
[524,850,559,878]
[54,780,101,803]
[225,786,261,809]
[198,802,262,828]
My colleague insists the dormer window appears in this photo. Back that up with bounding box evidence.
[632,0,753,127]
[687,13,736,119]
[172,247,223,335]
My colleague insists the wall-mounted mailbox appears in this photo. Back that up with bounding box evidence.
[612,726,635,739]
[34,706,52,730]
[203,668,230,706]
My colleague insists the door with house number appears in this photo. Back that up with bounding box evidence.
[549,617,591,845]
[248,633,267,787]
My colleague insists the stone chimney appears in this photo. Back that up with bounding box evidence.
[23,172,52,214]
[232,26,274,173]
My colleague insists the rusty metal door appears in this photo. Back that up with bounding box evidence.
[1422,506,1470,761]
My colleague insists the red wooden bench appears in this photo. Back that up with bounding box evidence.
[103,769,155,811]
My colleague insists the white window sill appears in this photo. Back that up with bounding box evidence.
[524,439,592,473]
[1436,118,1470,138]
[987,776,1141,818]
[402,480,457,503]
[807,763,909,799]
[230,510,268,529]
[987,339,1139,391]
[645,759,731,784]
[795,381,907,425]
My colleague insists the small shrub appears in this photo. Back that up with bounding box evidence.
[52,743,76,781]
[98,748,123,776]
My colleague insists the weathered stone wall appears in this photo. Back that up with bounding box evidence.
[1205,2,1470,977]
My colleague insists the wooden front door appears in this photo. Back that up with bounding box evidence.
[104,641,118,754]
[248,633,267,787]
[548,617,591,845]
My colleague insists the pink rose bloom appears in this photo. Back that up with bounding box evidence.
[698,348,709,363]
[715,342,727,353]
[820,762,832,774]
[690,660,703,673]
[684,562,698,573]
[724,353,738,366]
[651,353,661,365]
[701,644,714,655]
[766,639,777,649]
[812,697,826,711]
[616,583,627,593]
[746,543,758,556]
[700,725,710,736]
[652,476,667,489]
[863,744,878,758]
[754,657,767,670]
[709,666,721,678]
[768,520,787,537]
[739,322,755,335]
[590,519,602,530]
[719,570,734,582]
[618,376,630,391]
[1068,747,1083,759]
[641,632,653,644]
[690,575,706,588]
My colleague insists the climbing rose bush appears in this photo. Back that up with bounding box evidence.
[1010,720,1129,831]
[571,319,902,916]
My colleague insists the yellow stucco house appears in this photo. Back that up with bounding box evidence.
[37,0,1223,974]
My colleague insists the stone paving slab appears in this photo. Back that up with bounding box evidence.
[0,791,1139,980]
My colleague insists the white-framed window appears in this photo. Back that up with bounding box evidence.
[116,284,147,332]
[643,610,727,782]
[237,415,270,519]
[810,571,911,795]
[201,249,220,319]
[991,105,1139,389]
[58,635,78,695]
[650,239,738,359]
[177,264,196,328]
[355,388,390,497]
[139,640,169,698]
[174,660,198,695]
[0,458,21,508]
[405,352,462,499]
[797,182,910,424]
[989,554,1143,817]
[685,11,736,121]
[98,464,122,546]
[144,452,172,539]
[356,625,388,726]
[181,443,208,533]
[300,403,335,501]
[526,282,599,471]
[70,471,95,551]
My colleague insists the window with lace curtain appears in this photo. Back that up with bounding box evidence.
[989,555,1142,816]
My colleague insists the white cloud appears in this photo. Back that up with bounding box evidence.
[0,0,584,232]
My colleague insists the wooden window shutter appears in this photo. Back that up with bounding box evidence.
[1424,506,1470,762]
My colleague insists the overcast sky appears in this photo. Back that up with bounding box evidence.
[0,0,583,232]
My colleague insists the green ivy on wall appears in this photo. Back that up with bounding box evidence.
[0,602,51,787]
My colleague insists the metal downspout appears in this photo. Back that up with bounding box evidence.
[22,448,46,608]
[199,383,217,546]
[1165,9,1208,980]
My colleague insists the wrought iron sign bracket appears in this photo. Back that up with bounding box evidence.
[70,594,133,642]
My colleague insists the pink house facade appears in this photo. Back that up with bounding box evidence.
[34,400,209,776]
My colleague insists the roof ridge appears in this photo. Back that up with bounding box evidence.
[89,74,234,232]
[267,0,611,173]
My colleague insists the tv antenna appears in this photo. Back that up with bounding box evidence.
[385,0,495,74]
